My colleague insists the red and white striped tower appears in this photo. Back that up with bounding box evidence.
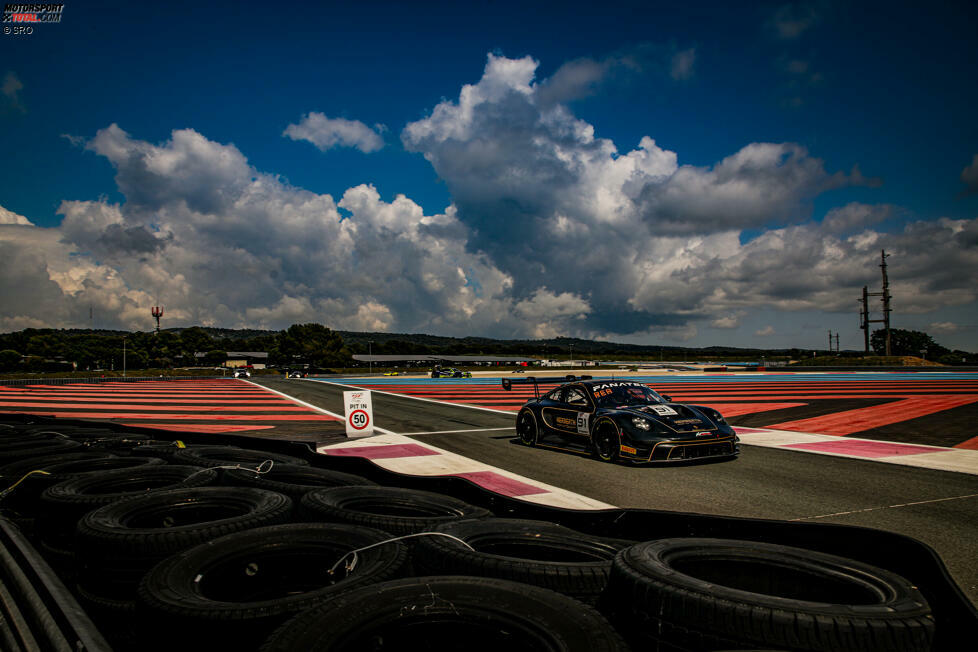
[151,306,164,335]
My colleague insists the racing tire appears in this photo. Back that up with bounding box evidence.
[75,486,294,602]
[591,424,620,463]
[602,538,935,652]
[136,522,410,650]
[0,437,85,463]
[258,576,629,652]
[411,517,635,603]
[223,463,377,499]
[299,486,492,536]
[515,409,539,446]
[171,445,310,470]
[36,465,220,556]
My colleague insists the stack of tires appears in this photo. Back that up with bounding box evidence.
[0,419,939,651]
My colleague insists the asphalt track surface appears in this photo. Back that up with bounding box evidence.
[1,371,976,609]
[257,373,978,609]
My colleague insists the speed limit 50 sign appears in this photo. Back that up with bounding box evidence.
[343,390,375,438]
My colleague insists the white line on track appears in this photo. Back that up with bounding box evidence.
[790,493,978,521]
[397,427,514,435]
[312,379,516,416]
[244,379,397,435]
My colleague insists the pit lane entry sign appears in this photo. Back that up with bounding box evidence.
[343,390,375,438]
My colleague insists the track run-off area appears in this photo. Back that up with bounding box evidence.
[2,369,977,607]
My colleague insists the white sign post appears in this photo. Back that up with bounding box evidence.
[343,390,375,438]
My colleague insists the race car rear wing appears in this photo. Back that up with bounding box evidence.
[501,375,592,398]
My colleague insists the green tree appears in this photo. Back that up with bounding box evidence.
[203,350,228,365]
[179,327,213,358]
[0,349,21,371]
[273,323,350,368]
[870,329,951,358]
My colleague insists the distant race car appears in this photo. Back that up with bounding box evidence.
[502,375,739,464]
[286,371,306,378]
[430,367,472,378]
[384,371,400,376]
[233,369,252,378]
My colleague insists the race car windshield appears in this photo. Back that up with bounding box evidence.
[594,385,665,407]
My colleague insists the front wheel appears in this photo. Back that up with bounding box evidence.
[515,410,539,447]
[591,426,619,463]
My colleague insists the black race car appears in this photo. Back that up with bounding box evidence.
[502,375,739,464]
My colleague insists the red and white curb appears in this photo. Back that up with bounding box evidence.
[315,433,614,510]
[735,427,978,476]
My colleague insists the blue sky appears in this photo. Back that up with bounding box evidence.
[1,0,976,352]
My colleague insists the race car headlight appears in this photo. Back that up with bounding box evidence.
[631,417,651,431]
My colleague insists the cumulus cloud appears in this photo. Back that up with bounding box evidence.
[961,154,978,195]
[0,206,32,225]
[821,202,893,233]
[670,48,696,80]
[1,52,975,347]
[755,326,776,336]
[283,112,384,153]
[401,53,891,340]
[2,72,25,113]
[769,2,823,39]
[929,322,959,334]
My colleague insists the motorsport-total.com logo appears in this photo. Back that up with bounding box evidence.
[3,3,63,35]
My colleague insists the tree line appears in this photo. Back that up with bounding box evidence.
[0,324,973,374]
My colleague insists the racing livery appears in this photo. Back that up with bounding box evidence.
[503,376,739,463]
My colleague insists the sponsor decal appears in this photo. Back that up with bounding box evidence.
[593,382,646,391]
[674,418,703,425]
[555,416,576,426]
[620,445,637,455]
[696,431,714,438]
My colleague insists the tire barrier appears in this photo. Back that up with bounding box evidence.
[0,415,972,651]
[299,485,493,536]
[36,465,221,572]
[258,575,630,652]
[223,463,377,499]
[136,522,411,650]
[412,517,634,603]
[74,487,294,609]
[603,538,936,652]
[171,445,311,470]
[0,437,85,464]
[129,442,231,462]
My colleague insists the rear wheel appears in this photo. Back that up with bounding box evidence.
[516,410,539,447]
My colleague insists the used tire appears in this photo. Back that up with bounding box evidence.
[300,486,492,536]
[75,486,294,602]
[37,464,220,557]
[259,576,629,652]
[172,445,310,470]
[412,518,634,603]
[223,463,376,499]
[604,538,935,652]
[0,437,84,463]
[136,522,410,650]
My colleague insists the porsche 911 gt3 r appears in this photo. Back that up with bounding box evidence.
[503,376,739,463]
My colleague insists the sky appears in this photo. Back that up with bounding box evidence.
[1,0,977,352]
